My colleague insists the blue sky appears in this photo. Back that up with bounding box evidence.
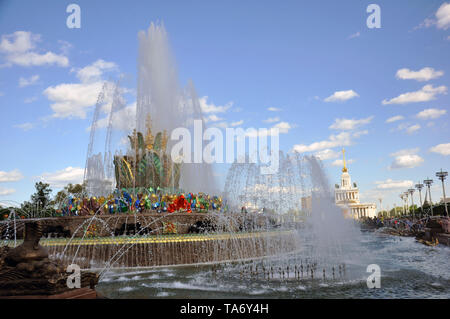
[0,0,449,210]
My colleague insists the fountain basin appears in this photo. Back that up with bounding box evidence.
[43,230,299,269]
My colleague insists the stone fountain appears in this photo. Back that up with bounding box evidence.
[0,221,99,298]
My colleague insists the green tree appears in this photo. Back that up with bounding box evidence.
[54,183,86,207]
[31,182,52,208]
[21,182,55,218]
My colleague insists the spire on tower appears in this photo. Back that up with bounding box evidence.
[342,148,348,173]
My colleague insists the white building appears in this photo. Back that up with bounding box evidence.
[334,149,377,219]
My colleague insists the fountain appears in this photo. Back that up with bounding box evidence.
[0,23,300,279]
[0,221,98,298]
[0,22,376,298]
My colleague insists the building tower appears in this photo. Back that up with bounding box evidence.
[334,149,376,219]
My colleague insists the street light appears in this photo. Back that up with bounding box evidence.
[404,191,410,216]
[400,193,407,216]
[378,198,383,216]
[436,169,448,217]
[415,182,424,216]
[408,188,415,219]
[424,178,433,216]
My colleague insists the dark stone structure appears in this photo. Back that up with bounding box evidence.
[0,221,99,298]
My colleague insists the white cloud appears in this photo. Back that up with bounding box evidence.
[375,179,414,190]
[429,143,450,156]
[245,122,293,138]
[7,51,68,67]
[0,31,38,53]
[204,114,223,123]
[213,122,230,129]
[324,90,359,102]
[332,159,355,167]
[0,169,24,182]
[329,116,373,130]
[352,130,368,138]
[272,121,292,134]
[0,187,15,196]
[19,74,39,87]
[292,130,366,153]
[44,59,117,119]
[14,122,34,131]
[199,96,232,114]
[230,120,244,127]
[314,149,340,161]
[436,2,450,29]
[386,115,404,123]
[0,31,68,67]
[396,67,444,82]
[58,40,73,55]
[44,81,105,119]
[382,85,447,105]
[40,166,84,188]
[207,119,244,129]
[73,59,117,83]
[263,117,280,123]
[416,108,447,120]
[415,18,436,30]
[405,124,421,134]
[389,148,424,169]
[267,107,281,112]
[394,123,421,135]
[347,32,360,39]
[24,96,38,103]
[416,3,450,30]
[94,102,136,131]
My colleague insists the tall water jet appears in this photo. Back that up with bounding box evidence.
[136,23,218,194]
[84,81,126,197]
[303,156,362,262]
[83,23,218,196]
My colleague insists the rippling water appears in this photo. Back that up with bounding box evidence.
[96,231,450,298]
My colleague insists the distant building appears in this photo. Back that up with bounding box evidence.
[301,196,312,215]
[334,149,376,219]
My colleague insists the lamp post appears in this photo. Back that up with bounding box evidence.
[404,191,410,216]
[399,194,405,216]
[415,182,424,217]
[436,169,448,217]
[408,188,415,220]
[378,198,383,217]
[424,178,433,216]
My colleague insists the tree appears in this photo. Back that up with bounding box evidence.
[54,183,86,208]
[31,182,53,208]
[21,182,55,218]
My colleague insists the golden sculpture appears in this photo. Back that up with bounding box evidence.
[342,148,348,173]
[113,117,181,190]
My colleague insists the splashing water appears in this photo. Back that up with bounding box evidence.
[84,22,218,196]
[224,153,365,269]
